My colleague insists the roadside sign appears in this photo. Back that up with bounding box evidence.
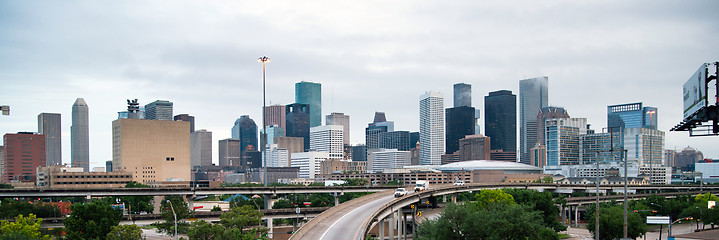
[295,207,301,214]
[647,216,670,224]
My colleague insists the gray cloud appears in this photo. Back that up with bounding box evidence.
[1,0,718,168]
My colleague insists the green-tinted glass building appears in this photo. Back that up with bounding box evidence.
[295,81,322,127]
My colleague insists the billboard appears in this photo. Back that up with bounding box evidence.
[683,63,707,119]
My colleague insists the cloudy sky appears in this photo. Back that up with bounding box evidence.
[1,0,718,169]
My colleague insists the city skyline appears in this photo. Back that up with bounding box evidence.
[1,1,718,169]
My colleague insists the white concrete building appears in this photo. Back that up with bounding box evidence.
[265,144,289,167]
[368,149,411,173]
[291,152,329,179]
[419,91,445,165]
[310,125,344,160]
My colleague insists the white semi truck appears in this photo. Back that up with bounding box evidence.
[414,180,429,192]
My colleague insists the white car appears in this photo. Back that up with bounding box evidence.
[453,181,465,186]
[394,188,408,197]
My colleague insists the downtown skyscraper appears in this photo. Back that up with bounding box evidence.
[232,115,258,154]
[326,112,350,145]
[519,77,548,165]
[419,92,445,165]
[484,90,516,157]
[71,98,89,171]
[446,83,476,155]
[144,100,174,121]
[295,81,322,127]
[38,113,61,166]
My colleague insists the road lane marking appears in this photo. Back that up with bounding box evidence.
[320,196,391,240]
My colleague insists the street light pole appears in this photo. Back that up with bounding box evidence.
[167,200,177,240]
[258,56,270,187]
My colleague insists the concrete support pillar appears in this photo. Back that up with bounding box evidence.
[443,195,447,203]
[398,211,404,240]
[334,195,340,206]
[266,218,274,239]
[560,204,565,224]
[85,194,92,202]
[389,212,394,240]
[574,205,580,227]
[265,194,273,209]
[153,196,163,214]
[379,217,385,240]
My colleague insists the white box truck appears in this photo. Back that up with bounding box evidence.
[414,180,429,192]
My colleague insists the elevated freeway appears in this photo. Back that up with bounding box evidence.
[0,185,397,198]
[356,183,718,240]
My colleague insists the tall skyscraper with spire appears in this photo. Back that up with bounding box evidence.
[71,98,89,171]
[38,113,61,166]
[419,92,445,165]
[519,77,548,164]
[295,81,322,127]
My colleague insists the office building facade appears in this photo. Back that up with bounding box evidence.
[352,145,367,161]
[674,147,703,171]
[445,106,476,154]
[2,133,45,183]
[419,92,445,165]
[112,118,191,183]
[607,102,658,131]
[190,130,212,168]
[458,134,491,161]
[623,127,665,167]
[453,83,471,107]
[174,114,195,132]
[144,100,174,121]
[545,118,587,166]
[71,98,90,171]
[295,81,322,127]
[265,144,289,167]
[537,107,569,149]
[310,125,344,160]
[369,149,411,173]
[484,90,516,154]
[232,115,258,154]
[326,112,350,145]
[519,77,549,165]
[264,105,286,129]
[378,131,412,151]
[219,138,242,167]
[286,103,311,151]
[275,137,305,167]
[291,151,329,179]
[38,113,62,166]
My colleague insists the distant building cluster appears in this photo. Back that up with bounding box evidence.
[1,76,716,189]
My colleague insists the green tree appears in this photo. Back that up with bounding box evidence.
[0,214,50,240]
[187,220,224,240]
[343,178,369,186]
[106,224,142,240]
[157,196,193,236]
[119,182,154,214]
[272,199,293,209]
[586,204,646,240]
[211,206,222,212]
[0,184,12,189]
[417,203,557,240]
[473,189,515,209]
[504,188,566,231]
[65,200,123,240]
[220,205,264,234]
[0,200,61,219]
[542,176,554,183]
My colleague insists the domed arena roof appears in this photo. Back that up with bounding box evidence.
[434,160,543,172]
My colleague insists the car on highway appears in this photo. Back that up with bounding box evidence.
[394,188,408,197]
[453,180,465,186]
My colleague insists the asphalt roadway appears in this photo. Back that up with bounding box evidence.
[299,194,395,240]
